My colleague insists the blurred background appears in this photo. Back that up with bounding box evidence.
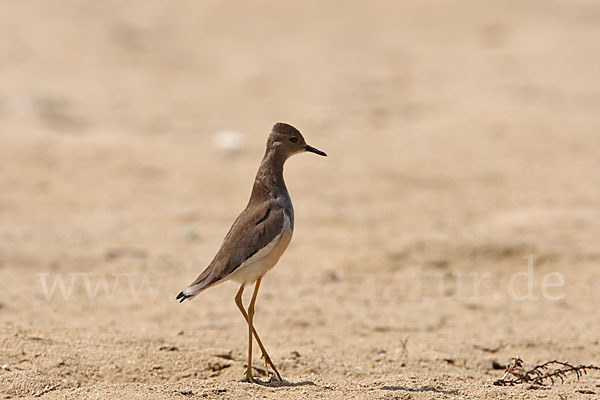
[1,1,600,398]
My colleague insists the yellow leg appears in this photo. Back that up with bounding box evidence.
[234,279,282,382]
[246,280,260,382]
[235,284,255,382]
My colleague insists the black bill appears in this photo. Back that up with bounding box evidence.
[304,144,327,157]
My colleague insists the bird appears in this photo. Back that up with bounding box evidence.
[176,122,327,383]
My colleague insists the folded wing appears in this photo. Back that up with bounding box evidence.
[176,199,285,302]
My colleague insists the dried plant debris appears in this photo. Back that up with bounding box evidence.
[494,357,600,386]
[33,384,60,397]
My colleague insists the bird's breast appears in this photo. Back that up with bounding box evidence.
[229,211,293,284]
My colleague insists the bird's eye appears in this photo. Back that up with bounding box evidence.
[289,137,298,143]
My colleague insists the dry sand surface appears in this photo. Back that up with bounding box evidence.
[2,0,600,399]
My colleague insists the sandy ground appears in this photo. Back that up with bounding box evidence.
[2,0,600,398]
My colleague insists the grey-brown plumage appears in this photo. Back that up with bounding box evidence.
[176,123,326,301]
[176,197,287,301]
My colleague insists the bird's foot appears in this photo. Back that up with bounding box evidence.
[261,354,283,381]
[262,355,270,377]
[243,368,256,384]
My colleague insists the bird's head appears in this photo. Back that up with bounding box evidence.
[267,122,327,159]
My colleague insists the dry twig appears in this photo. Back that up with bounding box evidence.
[33,384,60,397]
[494,357,600,386]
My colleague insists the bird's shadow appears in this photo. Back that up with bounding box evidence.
[251,379,318,388]
[381,385,458,395]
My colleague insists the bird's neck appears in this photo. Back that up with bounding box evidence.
[249,148,288,203]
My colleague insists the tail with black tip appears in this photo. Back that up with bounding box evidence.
[176,291,194,303]
[176,269,220,303]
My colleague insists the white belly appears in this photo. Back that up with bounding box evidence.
[229,213,293,284]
